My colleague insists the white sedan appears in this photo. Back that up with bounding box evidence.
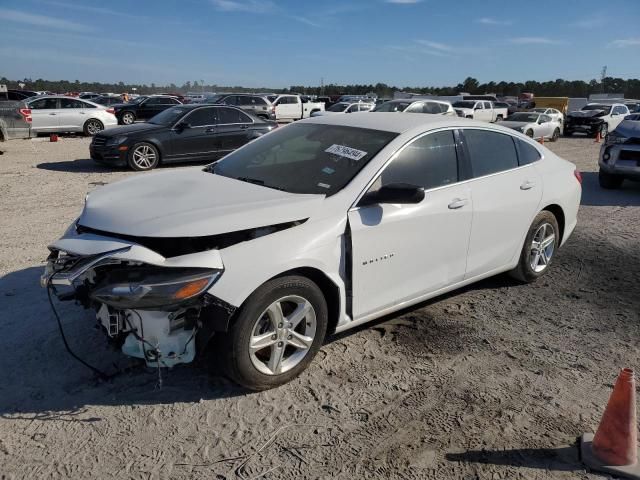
[501,112,562,141]
[311,101,375,116]
[27,96,118,135]
[42,114,581,390]
[531,107,564,126]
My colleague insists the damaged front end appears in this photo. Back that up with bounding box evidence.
[41,228,231,369]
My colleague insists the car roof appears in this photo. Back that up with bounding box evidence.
[303,111,500,134]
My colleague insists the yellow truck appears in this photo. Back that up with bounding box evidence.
[533,97,569,114]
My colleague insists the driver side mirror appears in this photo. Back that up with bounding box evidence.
[359,183,425,207]
[174,121,190,131]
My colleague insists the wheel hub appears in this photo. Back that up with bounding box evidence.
[529,223,555,273]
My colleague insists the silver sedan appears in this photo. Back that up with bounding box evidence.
[26,96,118,135]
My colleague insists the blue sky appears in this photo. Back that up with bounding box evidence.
[1,0,639,87]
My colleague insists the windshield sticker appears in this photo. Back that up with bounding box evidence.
[322,167,335,175]
[317,183,331,189]
[325,144,368,161]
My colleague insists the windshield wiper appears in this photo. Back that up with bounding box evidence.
[236,176,287,192]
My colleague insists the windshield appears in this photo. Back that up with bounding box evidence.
[328,103,349,112]
[212,123,398,195]
[148,106,188,125]
[582,104,611,114]
[508,113,540,122]
[373,101,410,112]
[453,101,476,109]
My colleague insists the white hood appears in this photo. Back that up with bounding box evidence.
[78,168,325,237]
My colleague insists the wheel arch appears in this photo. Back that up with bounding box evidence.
[541,203,565,244]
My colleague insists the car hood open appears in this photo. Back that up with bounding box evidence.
[78,169,325,238]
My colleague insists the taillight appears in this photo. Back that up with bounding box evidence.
[574,169,582,185]
[106,107,115,115]
[19,108,32,123]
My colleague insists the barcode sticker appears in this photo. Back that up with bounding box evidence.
[325,144,368,161]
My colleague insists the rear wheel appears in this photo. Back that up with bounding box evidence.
[219,276,328,390]
[120,111,136,125]
[509,211,559,283]
[83,119,104,136]
[598,170,624,189]
[128,142,159,171]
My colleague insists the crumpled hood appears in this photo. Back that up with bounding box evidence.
[568,109,605,118]
[78,169,325,237]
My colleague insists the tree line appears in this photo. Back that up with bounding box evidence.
[3,76,640,99]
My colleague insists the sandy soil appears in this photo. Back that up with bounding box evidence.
[0,134,638,479]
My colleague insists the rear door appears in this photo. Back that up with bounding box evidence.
[28,97,60,131]
[58,98,94,131]
[460,129,542,278]
[214,107,253,153]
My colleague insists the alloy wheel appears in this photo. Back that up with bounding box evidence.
[529,223,555,273]
[249,295,317,375]
[86,120,102,135]
[132,145,157,169]
[122,113,134,125]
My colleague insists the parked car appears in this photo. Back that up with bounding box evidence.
[501,112,561,141]
[565,103,630,137]
[205,93,276,121]
[310,101,375,116]
[373,99,456,116]
[453,100,506,122]
[26,96,117,135]
[112,95,183,125]
[0,100,32,141]
[43,114,580,390]
[495,101,518,117]
[93,95,124,107]
[79,93,101,100]
[89,104,276,171]
[531,107,564,126]
[598,113,640,189]
[266,94,325,121]
[5,89,39,101]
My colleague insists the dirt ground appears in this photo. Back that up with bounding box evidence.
[0,133,638,480]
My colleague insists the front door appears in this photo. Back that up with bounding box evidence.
[275,96,299,120]
[349,129,473,319]
[167,106,219,161]
[460,129,542,278]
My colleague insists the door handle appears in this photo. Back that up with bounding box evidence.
[49,113,57,115]
[240,124,249,130]
[448,198,468,209]
[520,180,535,190]
[205,127,217,133]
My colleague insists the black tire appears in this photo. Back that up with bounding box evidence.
[83,119,104,136]
[509,210,560,283]
[495,115,503,122]
[550,128,560,142]
[127,142,160,171]
[525,129,534,138]
[219,275,328,390]
[598,123,608,138]
[598,170,623,189]
[120,111,136,125]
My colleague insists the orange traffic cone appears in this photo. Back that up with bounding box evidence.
[50,134,58,142]
[595,131,601,143]
[580,368,640,479]
[538,136,544,145]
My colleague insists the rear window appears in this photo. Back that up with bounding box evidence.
[463,129,519,177]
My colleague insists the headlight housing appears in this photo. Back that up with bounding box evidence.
[105,136,128,146]
[605,133,629,145]
[89,266,221,310]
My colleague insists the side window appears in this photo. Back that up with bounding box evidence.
[377,130,459,191]
[483,101,492,109]
[60,98,85,108]
[252,96,267,105]
[515,139,542,166]
[81,101,96,109]
[405,102,423,113]
[145,98,162,105]
[30,98,58,109]
[423,102,442,114]
[475,102,483,110]
[463,129,519,177]
[184,108,216,127]
[167,98,180,105]
[540,115,552,123]
[217,107,252,124]
[347,104,359,113]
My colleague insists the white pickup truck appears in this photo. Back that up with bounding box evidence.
[452,100,507,122]
[267,94,325,122]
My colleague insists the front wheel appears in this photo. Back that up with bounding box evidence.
[219,276,328,390]
[525,129,534,138]
[128,142,159,171]
[550,128,560,142]
[509,211,559,283]
[599,123,608,138]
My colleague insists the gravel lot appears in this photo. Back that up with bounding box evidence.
[0,134,638,479]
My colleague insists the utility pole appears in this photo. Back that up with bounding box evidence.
[320,77,324,96]
[600,66,607,93]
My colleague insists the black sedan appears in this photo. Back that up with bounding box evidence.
[112,95,182,125]
[90,104,277,171]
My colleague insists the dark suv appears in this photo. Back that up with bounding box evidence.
[112,95,182,125]
[209,93,276,121]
